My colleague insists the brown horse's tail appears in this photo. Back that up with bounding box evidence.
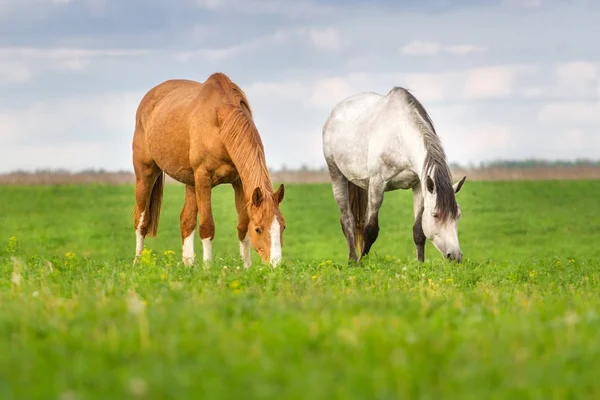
[348,181,368,256]
[146,172,165,237]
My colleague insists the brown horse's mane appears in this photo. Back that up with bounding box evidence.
[210,73,275,208]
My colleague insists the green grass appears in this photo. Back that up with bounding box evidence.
[1,180,600,399]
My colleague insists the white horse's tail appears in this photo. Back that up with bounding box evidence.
[348,181,368,256]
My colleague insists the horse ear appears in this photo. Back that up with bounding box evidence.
[426,176,435,194]
[274,184,285,204]
[453,176,466,194]
[252,187,263,207]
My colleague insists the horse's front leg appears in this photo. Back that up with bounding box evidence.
[412,185,426,262]
[362,178,385,258]
[180,184,198,265]
[233,180,251,268]
[194,173,215,264]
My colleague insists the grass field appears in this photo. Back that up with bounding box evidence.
[1,180,600,399]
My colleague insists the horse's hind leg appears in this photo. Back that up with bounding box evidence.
[180,185,198,265]
[133,161,162,262]
[326,162,359,262]
[362,178,384,257]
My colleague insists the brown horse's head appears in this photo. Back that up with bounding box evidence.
[247,184,285,266]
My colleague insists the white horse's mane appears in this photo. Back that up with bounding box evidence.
[389,87,459,221]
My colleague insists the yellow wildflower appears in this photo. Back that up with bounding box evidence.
[529,270,537,278]
[6,236,19,254]
[139,248,156,266]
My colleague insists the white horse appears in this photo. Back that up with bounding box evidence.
[322,86,467,263]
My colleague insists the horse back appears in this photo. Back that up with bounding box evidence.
[322,92,383,184]
[133,75,251,186]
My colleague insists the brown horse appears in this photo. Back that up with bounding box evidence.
[131,72,286,267]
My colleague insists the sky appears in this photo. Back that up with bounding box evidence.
[0,0,598,173]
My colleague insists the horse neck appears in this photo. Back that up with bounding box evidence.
[231,139,274,205]
[240,170,274,205]
[399,114,446,193]
[220,105,275,205]
[403,128,429,187]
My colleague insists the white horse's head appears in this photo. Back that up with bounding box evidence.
[421,173,467,262]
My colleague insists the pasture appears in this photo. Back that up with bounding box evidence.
[1,180,600,399]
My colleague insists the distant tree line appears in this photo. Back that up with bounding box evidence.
[450,159,600,170]
[4,159,600,177]
[275,159,600,173]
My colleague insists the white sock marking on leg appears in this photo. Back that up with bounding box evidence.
[182,229,195,266]
[135,211,145,257]
[240,233,251,268]
[202,238,212,263]
[269,217,282,267]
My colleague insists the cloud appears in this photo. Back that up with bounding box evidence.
[0,91,141,144]
[538,102,600,124]
[0,90,143,171]
[501,0,544,8]
[399,62,592,103]
[307,27,343,52]
[0,0,81,21]
[553,61,599,98]
[0,47,149,85]
[0,0,63,13]
[554,129,586,152]
[547,128,600,159]
[401,40,489,56]
[231,57,600,168]
[462,66,524,99]
[3,141,115,172]
[245,80,309,102]
[448,124,514,161]
[309,77,356,108]
[0,47,147,58]
[307,64,539,105]
[195,0,334,17]
[242,63,545,108]
[0,62,32,85]
[400,40,441,56]
[2,0,600,173]
[175,29,295,62]
[401,72,454,102]
[444,44,489,55]
[175,26,346,62]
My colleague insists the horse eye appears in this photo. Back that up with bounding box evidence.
[255,227,262,234]
[433,212,439,219]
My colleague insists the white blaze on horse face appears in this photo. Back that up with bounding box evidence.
[202,238,212,263]
[269,217,282,267]
[240,233,251,268]
[182,229,195,266]
[135,211,145,257]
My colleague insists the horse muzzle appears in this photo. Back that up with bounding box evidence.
[446,250,463,263]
